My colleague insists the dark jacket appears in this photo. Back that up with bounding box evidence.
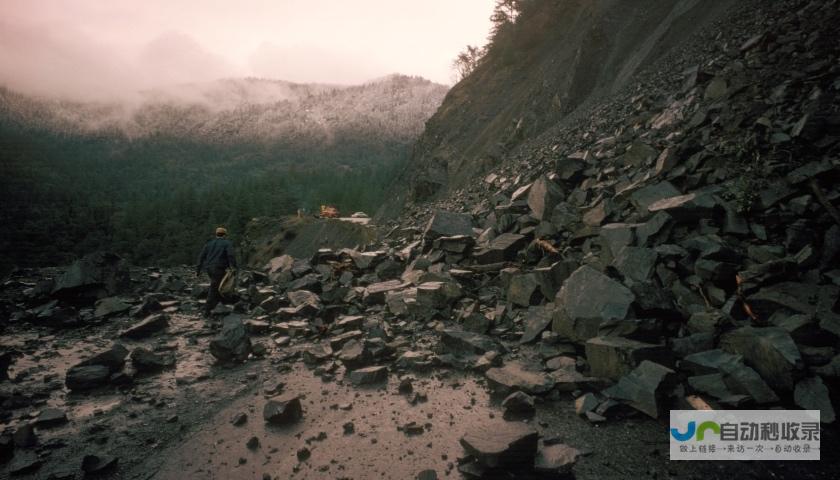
[197,237,237,274]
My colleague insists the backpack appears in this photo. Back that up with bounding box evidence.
[218,268,236,298]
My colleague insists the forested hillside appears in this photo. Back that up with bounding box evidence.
[0,75,447,269]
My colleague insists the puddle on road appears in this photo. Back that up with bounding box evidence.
[151,364,498,480]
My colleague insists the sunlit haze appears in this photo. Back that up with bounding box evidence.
[0,0,494,99]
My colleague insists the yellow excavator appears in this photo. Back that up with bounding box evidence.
[319,205,340,218]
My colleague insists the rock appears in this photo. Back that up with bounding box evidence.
[77,343,129,372]
[622,141,658,167]
[338,340,370,369]
[364,280,406,305]
[527,175,564,221]
[231,413,248,426]
[575,393,600,415]
[131,347,175,372]
[533,260,576,299]
[647,192,717,220]
[460,421,538,468]
[552,266,635,342]
[507,273,542,307]
[8,450,42,475]
[683,350,779,404]
[13,423,37,447]
[582,199,611,226]
[485,362,555,395]
[599,223,638,257]
[416,470,438,480]
[603,360,677,418]
[396,351,434,371]
[472,233,527,264]
[501,391,536,419]
[34,408,67,428]
[629,181,681,212]
[81,454,118,474]
[348,366,388,385]
[794,377,835,423]
[520,305,554,344]
[302,344,333,364]
[65,364,110,391]
[534,443,579,474]
[423,211,474,243]
[704,76,728,100]
[263,394,303,425]
[51,252,130,303]
[416,281,463,309]
[462,313,492,334]
[585,336,670,380]
[209,315,252,363]
[120,313,169,339]
[440,330,505,356]
[719,326,802,390]
[94,297,131,318]
[612,247,658,283]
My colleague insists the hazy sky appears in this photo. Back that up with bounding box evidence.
[0,0,494,99]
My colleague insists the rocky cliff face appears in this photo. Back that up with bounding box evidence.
[384,0,739,213]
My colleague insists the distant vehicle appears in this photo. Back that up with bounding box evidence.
[319,205,340,218]
[350,212,369,218]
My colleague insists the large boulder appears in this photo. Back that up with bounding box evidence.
[51,252,130,303]
[603,360,678,418]
[130,347,175,373]
[585,336,670,380]
[472,233,528,264]
[552,266,635,342]
[527,176,564,221]
[423,211,474,244]
[719,326,803,390]
[209,315,252,363]
[460,421,538,468]
[77,343,129,373]
[65,365,110,391]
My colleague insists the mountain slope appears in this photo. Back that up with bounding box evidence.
[383,0,737,214]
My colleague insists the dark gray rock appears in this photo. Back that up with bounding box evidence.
[94,297,132,318]
[9,450,42,475]
[209,315,252,363]
[485,362,555,395]
[501,391,536,419]
[338,340,370,369]
[423,211,474,243]
[472,233,528,264]
[416,281,462,309]
[120,313,169,339]
[34,408,67,428]
[612,247,658,283]
[719,326,802,390]
[520,305,554,344]
[131,347,175,372]
[585,336,670,380]
[629,181,681,212]
[263,394,303,425]
[527,175,564,221]
[364,280,406,305]
[348,366,388,385]
[507,273,542,307]
[78,343,129,373]
[65,365,110,391]
[460,421,538,468]
[51,252,130,303]
[440,330,504,356]
[794,377,835,423]
[552,266,635,342]
[647,192,718,220]
[81,454,118,474]
[603,360,677,418]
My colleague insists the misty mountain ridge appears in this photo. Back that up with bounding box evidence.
[0,74,446,145]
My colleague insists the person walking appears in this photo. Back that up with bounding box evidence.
[197,226,237,316]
